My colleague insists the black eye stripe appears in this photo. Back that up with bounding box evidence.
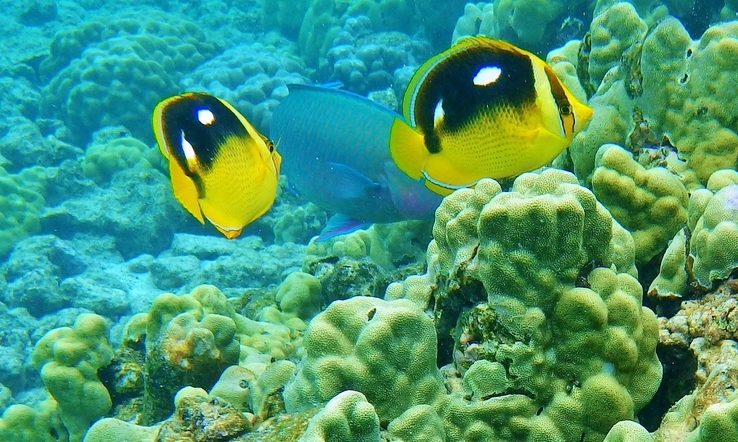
[161,93,248,170]
[413,44,537,137]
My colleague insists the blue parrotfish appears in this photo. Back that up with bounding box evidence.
[270,84,443,240]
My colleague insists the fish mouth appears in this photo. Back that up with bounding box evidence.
[207,217,243,239]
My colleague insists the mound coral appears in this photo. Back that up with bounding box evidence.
[389,169,661,440]
[592,144,688,264]
[31,314,114,442]
[41,13,218,143]
[283,296,446,423]
[180,41,308,135]
[568,4,738,188]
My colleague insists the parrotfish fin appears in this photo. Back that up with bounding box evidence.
[317,214,371,242]
[325,161,382,199]
[383,160,443,219]
[168,159,204,224]
[389,117,426,180]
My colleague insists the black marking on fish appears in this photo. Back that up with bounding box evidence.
[414,44,537,136]
[160,93,249,172]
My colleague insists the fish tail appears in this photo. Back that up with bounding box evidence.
[389,117,427,181]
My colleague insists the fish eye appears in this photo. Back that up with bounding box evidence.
[559,104,572,115]
[266,140,275,152]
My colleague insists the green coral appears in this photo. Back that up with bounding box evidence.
[0,399,66,442]
[387,404,446,442]
[686,397,738,442]
[41,14,218,143]
[647,228,688,298]
[125,284,302,424]
[283,296,445,423]
[83,418,159,442]
[81,137,156,186]
[689,184,738,288]
[602,420,654,441]
[391,170,661,441]
[297,0,416,65]
[0,165,46,258]
[275,272,323,321]
[31,314,114,442]
[587,2,648,89]
[134,286,242,423]
[567,10,738,188]
[299,390,381,442]
[592,144,689,263]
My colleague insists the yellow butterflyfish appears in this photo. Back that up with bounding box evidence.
[153,92,281,238]
[390,36,592,195]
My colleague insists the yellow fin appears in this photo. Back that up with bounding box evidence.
[389,117,427,180]
[416,152,483,189]
[424,180,455,196]
[168,159,204,224]
[215,226,242,239]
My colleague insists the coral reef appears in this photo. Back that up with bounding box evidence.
[40,12,218,143]
[180,40,308,135]
[569,4,738,189]
[389,170,661,440]
[284,296,446,423]
[31,313,113,442]
[592,144,688,264]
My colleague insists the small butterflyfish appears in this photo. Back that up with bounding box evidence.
[152,92,281,238]
[389,36,593,195]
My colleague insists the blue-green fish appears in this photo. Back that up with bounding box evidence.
[270,84,443,240]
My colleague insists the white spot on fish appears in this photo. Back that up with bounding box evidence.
[197,108,215,125]
[433,99,444,128]
[181,131,197,162]
[473,66,502,86]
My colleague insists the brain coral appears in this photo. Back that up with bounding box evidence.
[41,13,218,143]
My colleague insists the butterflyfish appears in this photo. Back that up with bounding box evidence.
[389,36,593,195]
[152,92,281,238]
[270,84,443,241]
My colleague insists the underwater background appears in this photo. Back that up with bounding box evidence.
[0,0,737,440]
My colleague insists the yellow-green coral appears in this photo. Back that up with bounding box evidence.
[81,137,156,186]
[647,228,688,298]
[689,184,738,287]
[276,272,323,321]
[0,399,66,442]
[283,296,445,423]
[83,418,159,442]
[299,390,381,442]
[392,170,660,440]
[566,7,738,189]
[0,165,46,258]
[592,144,689,263]
[31,314,114,442]
[588,2,648,89]
[41,14,217,142]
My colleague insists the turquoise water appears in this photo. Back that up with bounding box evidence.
[0,1,736,441]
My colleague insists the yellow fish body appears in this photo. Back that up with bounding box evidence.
[390,36,592,195]
[152,92,281,238]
